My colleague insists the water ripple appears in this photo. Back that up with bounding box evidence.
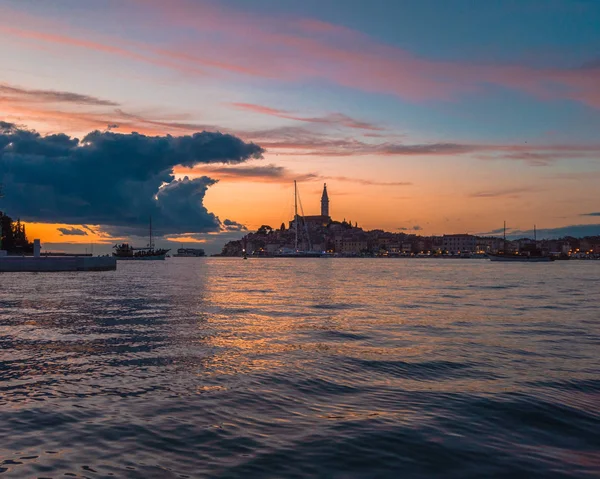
[0,258,598,477]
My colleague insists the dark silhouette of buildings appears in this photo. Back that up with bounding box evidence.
[218,184,600,258]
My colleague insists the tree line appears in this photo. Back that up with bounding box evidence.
[0,212,33,253]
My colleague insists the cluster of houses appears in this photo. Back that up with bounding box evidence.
[219,184,600,258]
[219,220,600,258]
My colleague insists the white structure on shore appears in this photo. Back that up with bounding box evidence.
[0,238,117,272]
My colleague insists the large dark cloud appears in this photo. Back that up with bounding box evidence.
[0,121,263,235]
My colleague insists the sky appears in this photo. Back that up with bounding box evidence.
[1,0,599,254]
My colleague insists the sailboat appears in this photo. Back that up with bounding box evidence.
[275,181,322,258]
[487,222,553,262]
[113,217,170,260]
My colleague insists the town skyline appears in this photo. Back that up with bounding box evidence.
[219,182,600,258]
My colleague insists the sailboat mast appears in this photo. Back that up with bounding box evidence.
[149,216,153,249]
[294,180,298,250]
[503,220,506,252]
[534,224,537,242]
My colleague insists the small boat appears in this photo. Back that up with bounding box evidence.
[173,247,205,257]
[274,249,323,258]
[113,243,169,260]
[113,218,169,260]
[487,253,553,262]
[273,181,323,258]
[488,222,553,262]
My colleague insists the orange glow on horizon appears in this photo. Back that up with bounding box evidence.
[25,223,113,246]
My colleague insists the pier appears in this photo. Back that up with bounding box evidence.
[0,239,116,272]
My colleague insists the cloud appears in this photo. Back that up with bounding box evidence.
[179,164,411,186]
[230,102,384,131]
[3,83,600,168]
[177,164,319,183]
[397,225,422,232]
[468,187,536,198]
[249,131,600,164]
[326,176,411,186]
[7,2,599,108]
[581,212,600,217]
[222,219,248,231]
[487,227,512,234]
[508,224,600,239]
[545,171,600,181]
[57,227,88,236]
[0,83,119,106]
[0,121,263,236]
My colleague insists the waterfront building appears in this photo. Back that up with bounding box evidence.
[476,237,503,253]
[334,234,368,254]
[442,234,477,253]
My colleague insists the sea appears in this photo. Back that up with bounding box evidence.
[0,258,598,478]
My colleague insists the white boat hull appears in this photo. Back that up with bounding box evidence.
[114,254,167,261]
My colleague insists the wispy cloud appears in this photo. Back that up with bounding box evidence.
[230,102,383,131]
[476,225,519,236]
[4,93,600,166]
[57,227,88,236]
[1,83,119,106]
[176,163,412,186]
[581,212,600,217]
[468,187,536,198]
[544,171,600,180]
[324,176,411,187]
[3,3,600,108]
[176,164,318,183]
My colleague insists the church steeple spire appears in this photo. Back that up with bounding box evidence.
[321,183,329,217]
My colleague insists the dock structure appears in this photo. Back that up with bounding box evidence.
[0,255,116,272]
[0,239,116,272]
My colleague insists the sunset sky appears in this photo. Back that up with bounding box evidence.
[1,0,600,253]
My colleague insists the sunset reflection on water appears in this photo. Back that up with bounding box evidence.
[0,258,598,477]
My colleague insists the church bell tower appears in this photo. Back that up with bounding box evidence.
[321,183,329,218]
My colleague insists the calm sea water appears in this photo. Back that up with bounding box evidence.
[0,259,598,478]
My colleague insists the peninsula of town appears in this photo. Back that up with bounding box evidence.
[219,184,600,259]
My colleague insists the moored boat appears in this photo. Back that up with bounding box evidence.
[273,181,324,258]
[274,248,323,258]
[113,243,169,260]
[112,218,169,260]
[487,253,553,262]
[487,222,553,262]
[173,247,205,257]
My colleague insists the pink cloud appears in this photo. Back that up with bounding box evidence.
[229,102,384,131]
[174,163,411,186]
[3,2,599,108]
[130,0,600,107]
